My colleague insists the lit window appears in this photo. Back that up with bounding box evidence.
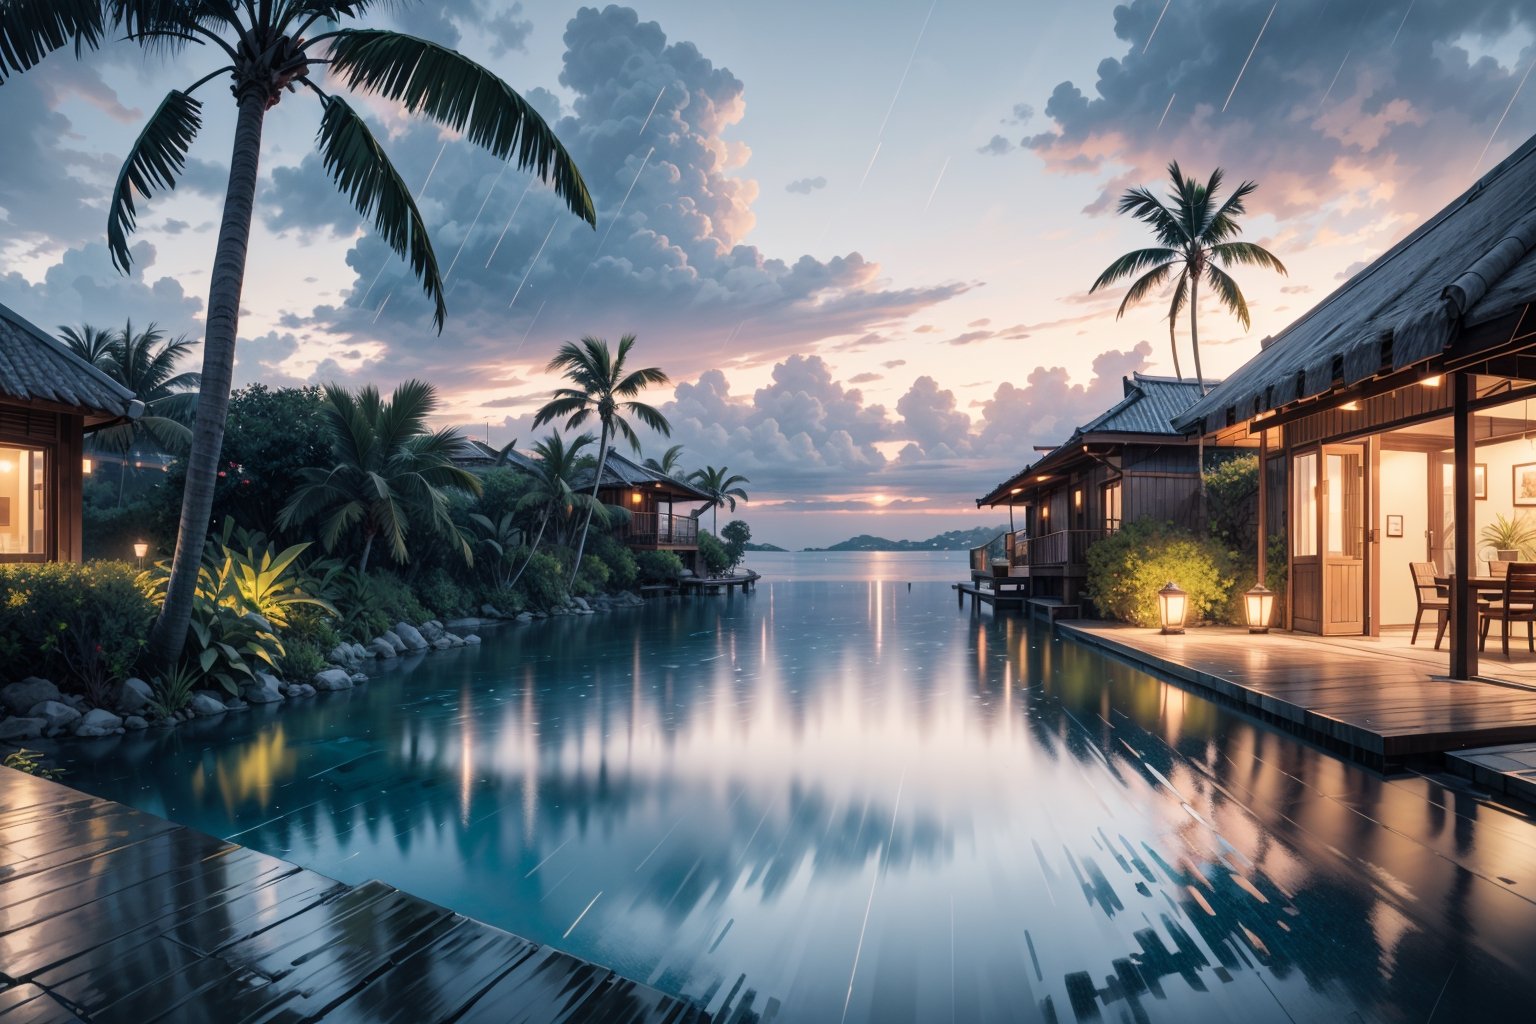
[1293,452,1318,557]
[0,446,46,558]
[1103,481,1122,533]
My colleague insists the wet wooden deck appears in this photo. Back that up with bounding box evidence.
[1061,622,1536,766]
[0,769,707,1023]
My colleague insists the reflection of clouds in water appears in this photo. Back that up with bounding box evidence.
[43,580,1536,1022]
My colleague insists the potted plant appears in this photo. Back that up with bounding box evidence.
[1480,513,1536,563]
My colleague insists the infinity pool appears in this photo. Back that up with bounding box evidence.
[44,578,1536,1021]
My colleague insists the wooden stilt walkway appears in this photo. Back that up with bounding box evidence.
[0,769,707,1024]
[678,571,759,595]
[1062,622,1536,766]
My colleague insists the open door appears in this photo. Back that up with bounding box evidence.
[1320,443,1366,634]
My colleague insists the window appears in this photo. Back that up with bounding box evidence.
[1292,452,1317,556]
[0,446,46,558]
[1103,480,1122,533]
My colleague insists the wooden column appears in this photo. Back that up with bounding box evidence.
[1451,371,1477,680]
[1257,429,1268,586]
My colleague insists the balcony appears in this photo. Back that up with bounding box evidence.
[969,529,1105,575]
[620,511,699,548]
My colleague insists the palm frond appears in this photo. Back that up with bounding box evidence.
[1204,263,1252,329]
[1210,240,1287,275]
[623,400,672,437]
[1089,247,1178,292]
[323,28,594,225]
[1114,263,1176,318]
[108,89,204,273]
[0,0,104,81]
[316,95,446,329]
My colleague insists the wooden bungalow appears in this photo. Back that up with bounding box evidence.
[0,302,141,562]
[452,438,542,475]
[974,373,1208,608]
[1173,132,1536,678]
[579,451,711,567]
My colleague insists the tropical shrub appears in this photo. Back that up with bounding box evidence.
[573,555,611,596]
[1085,519,1234,627]
[369,572,432,624]
[699,532,731,576]
[517,551,568,609]
[280,606,342,679]
[721,520,751,572]
[3,749,63,780]
[184,599,284,695]
[635,550,685,583]
[1205,455,1259,558]
[149,662,200,717]
[414,568,473,618]
[0,562,154,699]
[588,533,638,590]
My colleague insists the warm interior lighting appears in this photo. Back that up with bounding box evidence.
[82,457,93,475]
[1036,474,1049,481]
[1340,400,1359,411]
[1009,487,1022,495]
[1253,410,1275,422]
[1158,581,1189,635]
[1420,374,1443,387]
[1244,584,1275,634]
[631,491,642,505]
[1074,489,1082,508]
[0,460,12,473]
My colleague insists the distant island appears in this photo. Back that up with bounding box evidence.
[743,542,789,552]
[802,525,1008,552]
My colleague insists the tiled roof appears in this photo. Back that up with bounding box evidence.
[456,439,542,473]
[0,301,140,423]
[974,372,1210,506]
[589,451,713,501]
[1177,131,1536,434]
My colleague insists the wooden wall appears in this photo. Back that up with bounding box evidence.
[1286,382,1451,448]
[1121,445,1201,530]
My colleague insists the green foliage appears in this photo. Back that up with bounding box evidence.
[150,385,332,544]
[1480,513,1536,559]
[517,551,568,609]
[3,749,63,780]
[635,550,685,583]
[573,554,611,596]
[148,662,200,718]
[0,561,154,700]
[587,532,638,590]
[414,568,473,618]
[279,605,342,679]
[1204,455,1259,557]
[1085,519,1234,627]
[315,569,391,643]
[185,600,284,695]
[278,637,329,681]
[698,532,731,576]
[369,571,432,624]
[721,520,751,572]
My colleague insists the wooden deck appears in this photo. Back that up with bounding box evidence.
[678,572,758,595]
[0,769,707,1024]
[1061,622,1536,766]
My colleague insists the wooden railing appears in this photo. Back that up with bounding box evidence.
[620,511,699,547]
[1027,529,1106,566]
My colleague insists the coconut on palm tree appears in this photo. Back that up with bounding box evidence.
[0,2,594,663]
[532,335,671,584]
[278,379,482,573]
[1089,161,1286,390]
[643,444,688,479]
[689,465,750,536]
[62,321,201,504]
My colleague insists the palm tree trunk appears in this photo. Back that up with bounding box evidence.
[508,516,549,589]
[1190,275,1208,531]
[569,423,609,586]
[147,90,268,665]
[1168,314,1183,381]
[358,532,375,574]
[713,502,718,537]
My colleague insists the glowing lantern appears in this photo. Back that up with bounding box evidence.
[1244,585,1275,633]
[1157,581,1188,635]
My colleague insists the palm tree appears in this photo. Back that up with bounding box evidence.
[643,444,688,479]
[506,432,604,589]
[0,3,595,664]
[278,379,482,573]
[1089,161,1286,390]
[532,335,671,584]
[63,321,201,504]
[689,466,750,536]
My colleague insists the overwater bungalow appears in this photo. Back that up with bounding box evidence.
[579,451,712,566]
[972,372,1208,610]
[0,302,140,563]
[1175,132,1536,679]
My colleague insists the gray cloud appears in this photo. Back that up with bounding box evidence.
[785,175,828,194]
[0,241,202,338]
[976,134,1014,156]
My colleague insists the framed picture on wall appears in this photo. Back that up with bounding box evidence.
[1476,463,1488,500]
[1386,514,1404,537]
[1515,463,1536,506]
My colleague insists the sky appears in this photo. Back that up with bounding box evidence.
[2,1,1535,548]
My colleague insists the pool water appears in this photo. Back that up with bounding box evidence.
[44,578,1536,1022]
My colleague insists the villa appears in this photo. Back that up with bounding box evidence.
[0,302,140,563]
[581,450,711,565]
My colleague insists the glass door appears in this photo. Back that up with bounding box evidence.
[1321,443,1366,634]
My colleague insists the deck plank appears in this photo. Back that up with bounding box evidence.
[0,771,704,1024]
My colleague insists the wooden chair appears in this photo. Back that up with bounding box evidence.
[1410,562,1449,648]
[1479,562,1536,657]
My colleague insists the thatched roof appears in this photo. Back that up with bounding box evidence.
[0,301,141,425]
[1176,133,1536,435]
[580,450,712,502]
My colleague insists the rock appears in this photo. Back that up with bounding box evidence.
[222,697,249,711]
[480,603,503,618]
[349,672,369,685]
[571,596,591,612]
[350,643,368,661]
[368,638,397,659]
[1,677,60,715]
[0,717,44,741]
[577,608,594,615]
[28,700,81,735]
[120,677,154,713]
[516,611,534,623]
[329,644,358,667]
[392,622,429,652]
[64,694,89,711]
[75,708,123,737]
[313,669,354,692]
[298,683,317,697]
[124,715,147,730]
[464,634,481,645]
[188,693,227,717]
[420,620,445,642]
[381,630,406,654]
[241,672,283,704]
[432,637,452,651]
